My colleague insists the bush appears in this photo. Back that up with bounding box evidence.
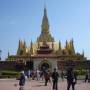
[0,70,20,78]
[75,69,86,76]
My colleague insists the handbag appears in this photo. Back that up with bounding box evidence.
[73,78,76,84]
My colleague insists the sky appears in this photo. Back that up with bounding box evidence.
[0,0,90,60]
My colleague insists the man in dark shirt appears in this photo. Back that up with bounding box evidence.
[85,73,88,83]
[52,68,59,90]
[66,67,77,90]
[19,71,25,90]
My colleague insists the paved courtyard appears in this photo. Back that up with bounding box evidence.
[0,79,90,90]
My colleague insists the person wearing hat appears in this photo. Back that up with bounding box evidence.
[52,68,59,90]
[19,71,25,90]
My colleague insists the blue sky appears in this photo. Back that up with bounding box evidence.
[0,0,90,60]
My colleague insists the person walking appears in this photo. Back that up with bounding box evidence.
[19,71,26,90]
[28,70,31,78]
[44,70,50,86]
[61,71,64,81]
[52,68,59,90]
[66,67,77,90]
[36,69,40,80]
[85,73,88,83]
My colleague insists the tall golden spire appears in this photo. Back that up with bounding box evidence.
[37,6,54,42]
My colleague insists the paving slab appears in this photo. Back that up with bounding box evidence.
[0,79,90,90]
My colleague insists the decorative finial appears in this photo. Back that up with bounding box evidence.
[44,0,46,8]
[44,3,47,17]
[31,39,33,44]
[71,38,74,43]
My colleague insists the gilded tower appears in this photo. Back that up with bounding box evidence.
[37,7,54,42]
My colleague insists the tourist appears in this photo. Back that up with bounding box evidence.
[32,70,35,80]
[40,70,44,80]
[61,71,64,81]
[85,73,88,83]
[28,70,31,78]
[44,70,50,86]
[19,71,26,90]
[48,70,51,82]
[66,67,77,90]
[52,68,59,90]
[36,69,40,80]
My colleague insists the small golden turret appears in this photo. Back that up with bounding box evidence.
[23,40,26,54]
[69,39,75,54]
[59,41,61,51]
[17,40,26,55]
[30,40,33,55]
[65,40,69,50]
[17,40,21,55]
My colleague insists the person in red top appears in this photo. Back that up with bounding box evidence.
[44,70,50,86]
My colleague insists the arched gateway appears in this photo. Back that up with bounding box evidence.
[39,60,51,70]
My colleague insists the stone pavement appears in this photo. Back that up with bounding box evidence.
[0,79,90,90]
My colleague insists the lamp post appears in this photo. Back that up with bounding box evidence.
[0,50,2,60]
